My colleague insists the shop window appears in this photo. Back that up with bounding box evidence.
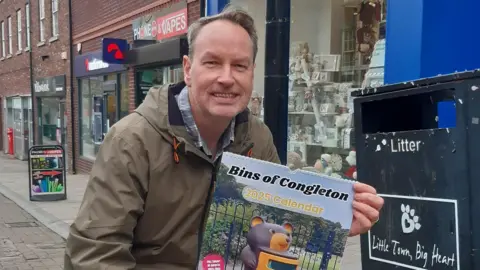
[38,98,61,145]
[135,64,183,106]
[79,73,129,160]
[120,73,129,118]
[4,98,13,154]
[230,0,266,120]
[286,0,386,183]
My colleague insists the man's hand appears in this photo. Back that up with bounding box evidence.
[349,182,384,236]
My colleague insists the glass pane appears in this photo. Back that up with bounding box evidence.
[120,73,129,118]
[38,98,60,145]
[80,78,94,159]
[287,0,386,182]
[229,0,266,120]
[136,65,182,105]
[104,92,116,132]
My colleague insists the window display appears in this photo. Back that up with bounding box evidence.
[286,40,355,179]
[135,65,183,106]
[285,0,386,180]
[79,73,128,160]
[232,0,386,180]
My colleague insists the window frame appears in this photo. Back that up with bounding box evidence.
[1,21,5,57]
[78,72,127,160]
[25,3,30,49]
[51,0,58,37]
[7,16,12,55]
[38,0,45,42]
[16,9,22,51]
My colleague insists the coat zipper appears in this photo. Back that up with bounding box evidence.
[194,142,254,269]
[195,161,219,270]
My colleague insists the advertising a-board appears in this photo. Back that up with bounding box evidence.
[29,145,67,201]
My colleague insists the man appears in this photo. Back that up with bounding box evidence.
[65,5,384,269]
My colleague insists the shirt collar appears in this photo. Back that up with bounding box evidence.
[175,86,235,160]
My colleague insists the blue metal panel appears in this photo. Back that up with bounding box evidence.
[384,0,423,84]
[385,0,480,85]
[205,0,230,16]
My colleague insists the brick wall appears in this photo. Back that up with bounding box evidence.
[0,1,31,98]
[0,1,32,153]
[29,0,71,150]
[71,0,200,173]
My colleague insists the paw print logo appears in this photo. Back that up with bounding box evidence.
[401,204,421,234]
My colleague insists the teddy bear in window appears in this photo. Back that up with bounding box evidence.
[290,42,313,84]
[345,150,357,180]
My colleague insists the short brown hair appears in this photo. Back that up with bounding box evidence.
[187,4,258,62]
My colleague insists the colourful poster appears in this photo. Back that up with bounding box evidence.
[198,152,355,270]
[29,145,66,199]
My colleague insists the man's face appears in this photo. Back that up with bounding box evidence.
[183,20,255,120]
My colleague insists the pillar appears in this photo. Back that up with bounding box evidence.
[263,0,290,165]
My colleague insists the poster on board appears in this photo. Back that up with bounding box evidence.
[28,145,67,201]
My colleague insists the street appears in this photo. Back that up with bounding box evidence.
[0,194,65,270]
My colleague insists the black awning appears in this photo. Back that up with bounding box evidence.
[125,36,188,67]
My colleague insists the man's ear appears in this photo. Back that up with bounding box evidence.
[183,55,192,86]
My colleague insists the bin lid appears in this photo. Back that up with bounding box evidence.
[351,69,480,98]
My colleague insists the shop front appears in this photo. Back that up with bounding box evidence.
[229,0,386,178]
[2,95,33,160]
[34,75,68,167]
[73,51,129,160]
[131,0,188,106]
[34,75,67,145]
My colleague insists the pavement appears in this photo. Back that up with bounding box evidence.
[0,153,363,269]
[0,153,88,241]
[0,193,65,269]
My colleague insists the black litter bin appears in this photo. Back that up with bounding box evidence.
[352,70,480,270]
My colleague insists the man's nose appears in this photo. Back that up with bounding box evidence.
[217,65,235,86]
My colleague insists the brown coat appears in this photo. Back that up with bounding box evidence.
[64,82,280,269]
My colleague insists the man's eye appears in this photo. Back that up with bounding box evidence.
[205,61,217,66]
[235,64,247,70]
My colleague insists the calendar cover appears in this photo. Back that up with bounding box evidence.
[198,152,355,270]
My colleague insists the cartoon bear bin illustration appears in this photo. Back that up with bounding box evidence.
[240,216,300,270]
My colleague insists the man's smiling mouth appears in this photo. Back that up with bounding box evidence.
[212,93,238,98]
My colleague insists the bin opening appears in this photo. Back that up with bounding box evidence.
[361,88,456,134]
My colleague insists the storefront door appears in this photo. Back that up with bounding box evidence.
[102,81,117,137]
[59,100,68,170]
[37,97,68,168]
[13,98,23,159]
[22,97,32,159]
[38,98,60,145]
